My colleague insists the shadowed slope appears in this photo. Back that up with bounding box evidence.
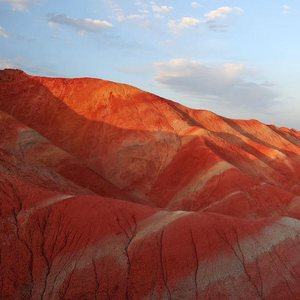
[0,110,143,204]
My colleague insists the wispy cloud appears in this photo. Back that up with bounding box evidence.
[51,34,61,39]
[0,57,27,69]
[127,14,147,20]
[152,5,173,13]
[0,26,9,38]
[169,6,243,33]
[139,20,151,30]
[105,0,149,24]
[282,5,292,15]
[205,6,243,19]
[105,0,125,22]
[150,1,173,14]
[191,2,201,8]
[0,56,63,76]
[168,17,202,31]
[206,20,228,32]
[135,1,148,10]
[154,59,278,110]
[204,6,243,32]
[0,0,39,11]
[48,21,61,30]
[48,14,113,35]
[15,34,34,41]
[154,14,164,19]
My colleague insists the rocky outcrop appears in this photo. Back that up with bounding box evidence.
[1,69,300,299]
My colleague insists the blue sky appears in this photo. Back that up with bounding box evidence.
[0,0,299,129]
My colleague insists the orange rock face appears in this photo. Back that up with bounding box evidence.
[1,69,300,299]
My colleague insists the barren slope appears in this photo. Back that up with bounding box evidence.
[1,69,300,299]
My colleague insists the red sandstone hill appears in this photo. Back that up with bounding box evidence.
[1,69,300,299]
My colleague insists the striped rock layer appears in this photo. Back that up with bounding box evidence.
[1,69,300,299]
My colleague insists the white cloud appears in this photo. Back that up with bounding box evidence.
[191,2,201,8]
[47,14,113,34]
[0,0,39,11]
[152,5,174,13]
[282,5,292,15]
[205,6,243,19]
[105,0,125,22]
[0,26,9,38]
[154,59,277,110]
[168,6,243,33]
[168,17,202,31]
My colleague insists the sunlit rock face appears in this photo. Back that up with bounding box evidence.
[1,69,300,300]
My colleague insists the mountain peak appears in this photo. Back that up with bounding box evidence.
[0,68,27,80]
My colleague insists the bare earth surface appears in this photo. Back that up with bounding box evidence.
[1,69,300,299]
